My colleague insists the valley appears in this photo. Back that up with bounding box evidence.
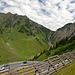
[0,12,75,66]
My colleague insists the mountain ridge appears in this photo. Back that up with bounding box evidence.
[49,22,75,46]
[0,12,75,64]
[0,12,51,64]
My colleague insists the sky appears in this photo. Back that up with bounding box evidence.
[0,0,75,31]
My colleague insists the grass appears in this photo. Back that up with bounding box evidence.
[8,34,48,59]
[0,12,50,65]
[34,40,75,61]
[16,67,32,72]
[0,26,49,64]
[16,67,35,75]
[0,67,35,75]
[0,38,21,65]
[0,71,8,75]
[18,69,35,75]
[55,61,75,75]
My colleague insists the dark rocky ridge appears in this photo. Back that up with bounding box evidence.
[49,22,75,45]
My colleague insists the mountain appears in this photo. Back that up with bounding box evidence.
[0,12,75,64]
[49,22,75,46]
[0,12,51,64]
[34,23,75,61]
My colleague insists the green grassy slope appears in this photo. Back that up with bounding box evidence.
[34,40,75,61]
[0,38,21,65]
[8,35,48,59]
[0,34,48,64]
[55,61,75,75]
[0,12,50,64]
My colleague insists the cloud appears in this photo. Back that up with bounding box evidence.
[0,0,75,31]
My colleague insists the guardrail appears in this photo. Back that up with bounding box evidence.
[0,50,75,75]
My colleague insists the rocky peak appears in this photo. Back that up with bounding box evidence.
[50,22,75,44]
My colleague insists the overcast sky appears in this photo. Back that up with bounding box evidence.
[0,0,75,31]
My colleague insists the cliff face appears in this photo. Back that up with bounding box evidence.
[49,22,75,45]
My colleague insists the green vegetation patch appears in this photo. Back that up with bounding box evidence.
[55,61,75,75]
[35,40,75,61]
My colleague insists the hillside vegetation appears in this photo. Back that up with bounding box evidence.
[34,37,75,61]
[33,22,75,61]
[0,12,51,64]
[56,61,75,75]
[0,12,75,65]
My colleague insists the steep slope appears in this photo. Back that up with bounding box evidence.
[33,22,75,61]
[0,12,51,64]
[33,40,75,61]
[50,22,75,45]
